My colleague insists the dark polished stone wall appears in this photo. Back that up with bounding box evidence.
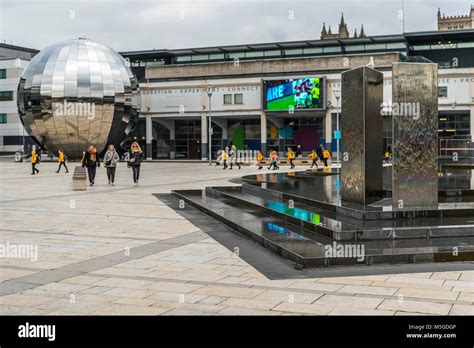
[392,62,438,209]
[341,66,384,205]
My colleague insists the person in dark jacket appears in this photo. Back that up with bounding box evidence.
[82,144,99,186]
[316,144,324,161]
[128,142,144,185]
[295,145,303,158]
[103,144,120,186]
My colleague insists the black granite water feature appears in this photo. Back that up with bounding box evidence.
[171,168,474,268]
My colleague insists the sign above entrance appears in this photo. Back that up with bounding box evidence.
[141,85,259,95]
[140,83,262,114]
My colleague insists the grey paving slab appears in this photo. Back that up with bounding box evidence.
[1,231,205,296]
[0,281,38,296]
[1,161,472,316]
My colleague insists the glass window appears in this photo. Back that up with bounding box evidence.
[227,119,261,143]
[303,47,323,54]
[0,91,13,101]
[228,52,245,59]
[264,50,281,57]
[345,45,366,52]
[323,46,342,53]
[223,94,233,105]
[146,60,165,67]
[0,113,6,123]
[438,113,471,138]
[192,54,209,61]
[386,42,406,49]
[245,51,264,58]
[438,86,448,98]
[234,94,243,105]
[3,136,22,145]
[457,42,474,48]
[209,53,225,60]
[412,45,431,51]
[364,43,387,50]
[176,55,192,62]
[284,48,303,55]
[0,69,6,79]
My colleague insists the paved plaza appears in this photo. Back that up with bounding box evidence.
[0,160,473,316]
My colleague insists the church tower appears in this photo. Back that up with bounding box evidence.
[437,6,473,30]
[320,13,366,39]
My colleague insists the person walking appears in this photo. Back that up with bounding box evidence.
[103,144,120,186]
[257,150,263,170]
[229,145,241,170]
[215,150,222,166]
[30,148,39,175]
[322,147,331,167]
[273,151,280,170]
[82,144,99,186]
[309,148,319,169]
[317,144,324,161]
[385,146,392,164]
[268,150,279,170]
[287,147,296,169]
[221,147,229,170]
[56,149,69,173]
[128,142,144,186]
[295,145,303,158]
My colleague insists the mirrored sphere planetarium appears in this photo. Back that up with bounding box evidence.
[17,38,140,158]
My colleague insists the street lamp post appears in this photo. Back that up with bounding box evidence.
[333,90,341,166]
[207,88,213,166]
[22,125,25,155]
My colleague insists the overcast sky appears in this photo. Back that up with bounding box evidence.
[0,0,471,52]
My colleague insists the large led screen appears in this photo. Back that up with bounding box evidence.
[263,77,326,111]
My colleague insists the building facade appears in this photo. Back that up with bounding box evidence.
[0,44,39,154]
[2,23,473,160]
[121,29,474,160]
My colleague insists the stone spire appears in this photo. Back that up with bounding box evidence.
[321,22,327,37]
[338,12,349,38]
[340,12,346,26]
[359,24,366,37]
[354,28,358,38]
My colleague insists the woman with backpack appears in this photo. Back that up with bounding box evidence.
[309,148,319,169]
[287,147,296,169]
[257,150,264,170]
[267,150,279,170]
[103,144,120,186]
[128,142,144,186]
[30,148,39,175]
[56,149,69,173]
[322,147,331,167]
[221,147,229,170]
